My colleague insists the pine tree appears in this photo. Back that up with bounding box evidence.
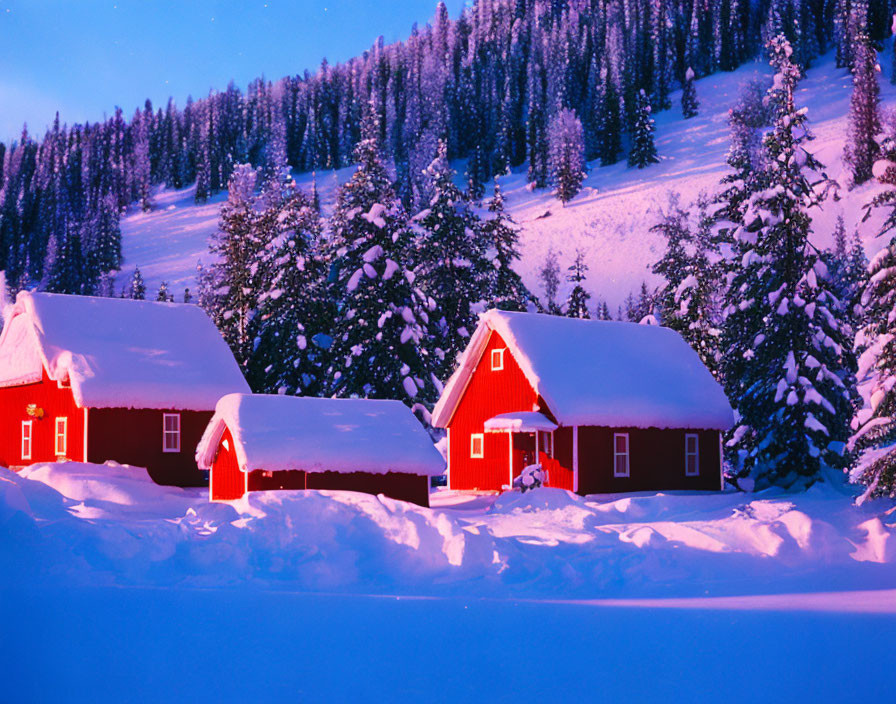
[548,108,586,204]
[328,106,442,409]
[481,180,532,311]
[652,194,722,373]
[565,250,591,318]
[628,89,660,168]
[597,64,623,166]
[414,139,490,366]
[128,267,146,300]
[208,163,268,369]
[249,180,331,397]
[845,33,881,186]
[721,36,858,489]
[156,281,172,302]
[851,241,896,499]
[539,248,562,314]
[682,67,699,118]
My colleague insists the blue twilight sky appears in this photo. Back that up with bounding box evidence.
[0,0,467,141]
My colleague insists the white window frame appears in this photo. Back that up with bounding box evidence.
[54,417,68,457]
[685,433,700,476]
[21,420,32,461]
[613,432,630,478]
[491,348,505,371]
[470,433,485,459]
[162,413,182,453]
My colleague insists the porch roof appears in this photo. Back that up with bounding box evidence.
[484,411,558,433]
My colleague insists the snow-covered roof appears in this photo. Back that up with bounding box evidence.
[432,310,734,431]
[484,411,558,433]
[0,291,250,410]
[196,393,446,476]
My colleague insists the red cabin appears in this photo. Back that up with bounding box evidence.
[0,292,250,485]
[196,393,445,506]
[432,310,734,494]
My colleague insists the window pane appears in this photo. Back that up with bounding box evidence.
[687,456,698,474]
[615,435,627,453]
[615,455,626,474]
[687,435,697,453]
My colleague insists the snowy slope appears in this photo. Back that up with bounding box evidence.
[120,48,896,308]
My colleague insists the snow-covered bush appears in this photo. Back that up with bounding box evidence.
[513,463,546,492]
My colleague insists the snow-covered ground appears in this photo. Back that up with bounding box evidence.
[120,48,896,309]
[5,461,895,597]
[2,461,895,700]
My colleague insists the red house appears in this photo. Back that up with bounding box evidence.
[196,393,445,506]
[0,291,250,485]
[432,310,734,494]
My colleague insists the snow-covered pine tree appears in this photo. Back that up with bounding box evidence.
[248,179,331,397]
[538,248,562,314]
[328,107,442,410]
[628,89,660,168]
[845,32,881,186]
[565,250,591,318]
[652,194,722,373]
[414,139,490,367]
[681,67,699,118]
[208,163,268,369]
[156,281,172,302]
[127,267,146,300]
[481,180,532,311]
[828,215,869,325]
[548,108,586,205]
[721,36,858,489]
[595,299,613,320]
[851,242,896,499]
[597,63,623,167]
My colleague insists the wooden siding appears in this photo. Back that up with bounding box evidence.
[447,330,539,491]
[548,426,575,491]
[0,370,84,469]
[306,471,430,507]
[577,427,721,493]
[88,408,212,487]
[210,426,245,501]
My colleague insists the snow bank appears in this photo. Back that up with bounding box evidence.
[196,393,446,476]
[434,310,734,430]
[2,461,894,598]
[0,291,250,410]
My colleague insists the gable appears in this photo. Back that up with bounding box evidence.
[0,311,43,388]
[438,329,542,428]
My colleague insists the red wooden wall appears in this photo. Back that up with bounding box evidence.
[447,330,540,491]
[210,427,246,500]
[577,427,721,494]
[0,370,84,469]
[88,408,211,486]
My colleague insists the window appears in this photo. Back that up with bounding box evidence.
[613,433,630,477]
[685,434,700,476]
[163,413,181,453]
[470,433,484,459]
[54,417,68,457]
[21,421,32,461]
[539,431,553,457]
[491,348,505,371]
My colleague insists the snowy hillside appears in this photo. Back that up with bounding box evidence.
[121,47,896,309]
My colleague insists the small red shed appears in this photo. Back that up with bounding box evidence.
[0,291,250,485]
[196,393,445,506]
[432,310,734,494]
